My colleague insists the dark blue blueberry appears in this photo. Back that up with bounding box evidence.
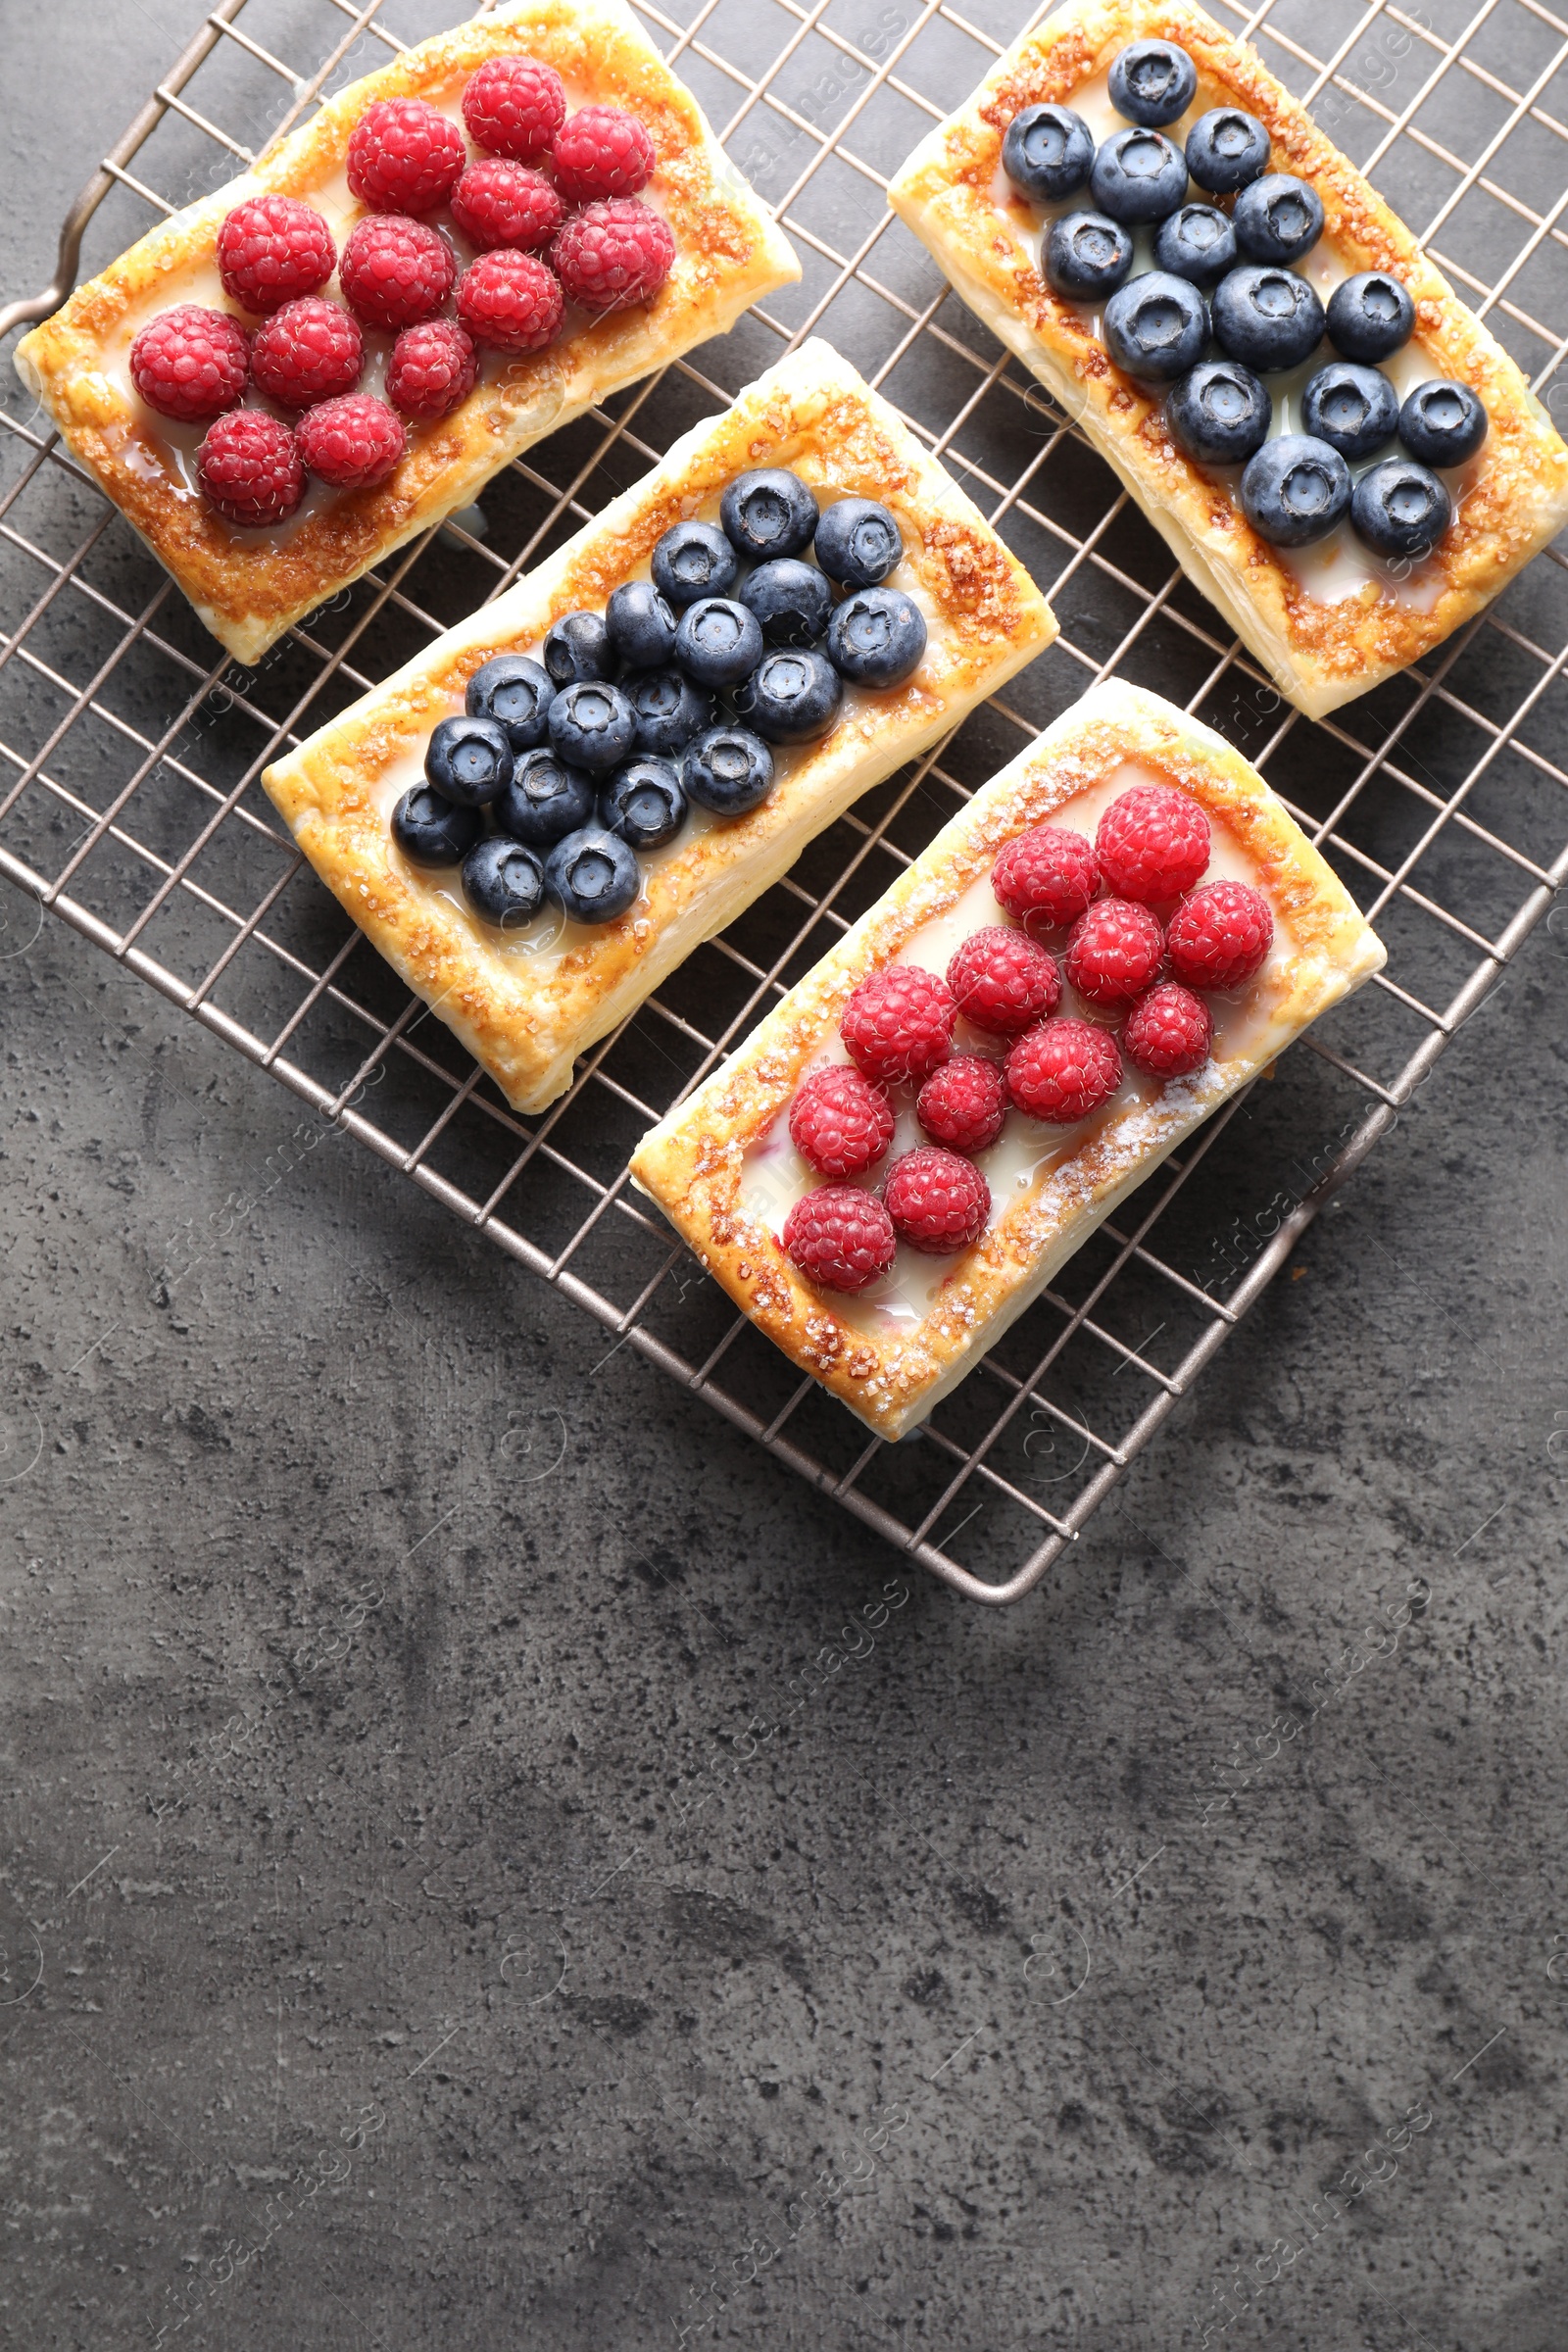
[673,596,764,690]
[1240,433,1351,547]
[544,825,642,924]
[546,678,638,775]
[626,665,715,759]
[1153,202,1237,288]
[599,757,688,850]
[826,587,926,688]
[1185,107,1270,194]
[542,609,612,685]
[466,654,554,751]
[494,748,596,847]
[1232,173,1323,265]
[1108,38,1198,127]
[1350,458,1452,560]
[461,836,546,930]
[739,558,834,647]
[605,580,678,670]
[1089,126,1188,225]
[390,785,482,867]
[1211,266,1324,371]
[1398,378,1488,468]
[1102,271,1208,382]
[1044,210,1134,301]
[424,714,513,808]
[813,498,904,588]
[1166,362,1271,464]
[719,467,819,562]
[1298,362,1398,462]
[650,519,738,608]
[733,648,844,744]
[682,725,776,817]
[1002,103,1095,203]
[1325,270,1415,364]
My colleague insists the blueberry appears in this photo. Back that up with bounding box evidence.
[1153,203,1237,288]
[673,596,764,690]
[1103,271,1208,382]
[542,609,612,684]
[1089,127,1188,225]
[682,725,776,817]
[813,498,904,588]
[1325,270,1415,364]
[1185,107,1270,194]
[738,557,833,647]
[1232,173,1323,265]
[733,648,844,744]
[1349,458,1452,560]
[1108,38,1198,127]
[1002,103,1096,202]
[599,757,688,850]
[1398,378,1489,468]
[424,714,513,808]
[1044,210,1135,300]
[1240,433,1351,546]
[390,784,482,867]
[544,825,642,924]
[826,587,927,687]
[626,665,715,759]
[466,654,554,751]
[1211,266,1324,371]
[651,519,739,608]
[719,467,819,562]
[1298,362,1398,462]
[494,748,596,847]
[1166,362,1271,464]
[605,580,677,670]
[461,836,546,929]
[546,678,637,775]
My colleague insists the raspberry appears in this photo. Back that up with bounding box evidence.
[1005,1018,1123,1125]
[916,1055,1007,1154]
[457,249,564,351]
[339,216,456,332]
[1166,880,1274,992]
[196,410,305,528]
[296,393,406,491]
[552,106,657,205]
[788,1065,895,1179]
[1123,983,1214,1078]
[387,319,478,420]
[883,1147,991,1255]
[128,305,249,423]
[249,297,363,410]
[1064,898,1165,1009]
[463,54,566,163]
[840,965,955,1087]
[217,194,335,316]
[992,823,1099,937]
[348,97,466,215]
[450,159,564,253]
[1096,783,1210,904]
[782,1185,897,1294]
[947,925,1061,1037]
[550,198,674,314]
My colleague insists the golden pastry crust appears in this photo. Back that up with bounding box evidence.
[261,338,1058,1112]
[14,0,799,664]
[628,678,1386,1440]
[887,0,1568,719]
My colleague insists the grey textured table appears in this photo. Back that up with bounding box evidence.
[3,1,1566,2346]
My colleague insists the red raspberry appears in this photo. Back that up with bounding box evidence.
[457,249,564,351]
[128,305,249,423]
[883,1147,991,1255]
[339,216,456,332]
[250,297,363,410]
[840,965,955,1087]
[348,97,466,215]
[788,1065,895,1179]
[947,925,1061,1037]
[1064,898,1164,1009]
[1005,1018,1123,1125]
[296,393,406,491]
[916,1055,1007,1154]
[992,823,1099,937]
[552,106,657,205]
[196,410,305,527]
[463,54,566,163]
[1096,783,1210,904]
[1166,881,1274,992]
[387,319,478,420]
[1123,983,1214,1078]
[450,159,564,253]
[782,1185,896,1294]
[217,194,335,316]
[550,198,674,314]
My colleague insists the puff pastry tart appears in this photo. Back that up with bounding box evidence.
[887,0,1568,719]
[628,678,1385,1441]
[262,338,1057,1113]
[14,0,799,664]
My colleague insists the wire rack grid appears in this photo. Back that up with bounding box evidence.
[2,0,1567,1604]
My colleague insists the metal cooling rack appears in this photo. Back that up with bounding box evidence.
[3,0,1567,1604]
